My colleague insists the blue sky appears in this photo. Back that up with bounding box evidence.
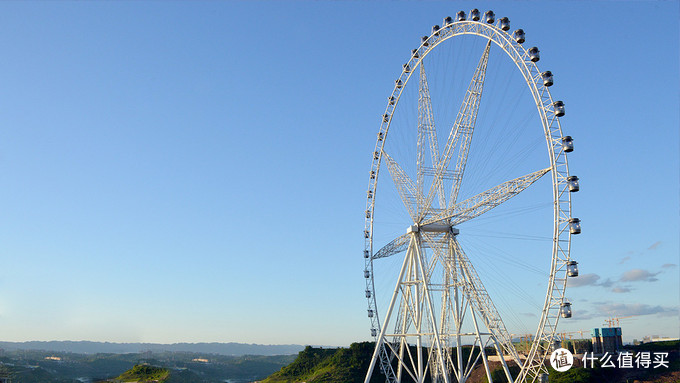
[0,1,677,346]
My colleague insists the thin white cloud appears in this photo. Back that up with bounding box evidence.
[568,274,616,289]
[618,256,631,265]
[611,286,632,293]
[567,273,600,287]
[566,310,597,321]
[620,269,660,282]
[661,263,677,269]
[647,241,661,251]
[596,303,676,317]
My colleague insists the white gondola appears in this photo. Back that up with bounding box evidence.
[560,302,572,318]
[366,290,372,298]
[364,250,370,259]
[528,46,540,62]
[365,210,370,218]
[561,136,574,152]
[369,171,375,179]
[569,218,581,234]
[513,29,525,43]
[553,100,565,117]
[499,17,510,31]
[567,175,579,192]
[456,11,466,21]
[364,229,370,238]
[382,114,389,122]
[443,16,453,25]
[541,71,553,87]
[371,328,377,337]
[368,309,374,317]
[364,269,370,278]
[411,49,419,58]
[395,79,403,88]
[377,132,383,141]
[421,36,429,46]
[432,25,440,35]
[567,260,579,277]
[403,63,411,73]
[388,96,395,105]
[469,8,480,21]
[373,151,380,160]
[484,10,495,23]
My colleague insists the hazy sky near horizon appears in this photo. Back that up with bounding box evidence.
[0,1,678,346]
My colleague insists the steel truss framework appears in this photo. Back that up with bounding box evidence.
[363,14,577,383]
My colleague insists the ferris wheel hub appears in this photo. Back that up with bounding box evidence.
[407,224,459,235]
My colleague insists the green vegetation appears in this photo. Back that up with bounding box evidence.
[1,340,676,382]
[264,343,501,383]
[483,365,521,383]
[114,364,170,382]
[263,342,383,383]
[0,349,294,382]
[262,340,679,383]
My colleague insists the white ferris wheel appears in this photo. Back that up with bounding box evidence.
[363,9,581,383]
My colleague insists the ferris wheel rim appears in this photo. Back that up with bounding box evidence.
[363,13,576,383]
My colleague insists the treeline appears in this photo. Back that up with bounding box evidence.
[261,341,680,383]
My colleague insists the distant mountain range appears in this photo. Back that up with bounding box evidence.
[0,340,307,355]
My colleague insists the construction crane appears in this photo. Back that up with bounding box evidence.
[559,330,590,340]
[510,334,534,354]
[603,315,637,328]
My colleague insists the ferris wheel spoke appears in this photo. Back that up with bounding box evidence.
[373,233,410,260]
[417,61,446,210]
[421,41,492,220]
[452,239,522,367]
[449,40,491,207]
[423,167,551,226]
[383,151,420,221]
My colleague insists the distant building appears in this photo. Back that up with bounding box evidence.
[591,327,623,354]
[192,358,209,363]
[591,328,602,353]
[641,335,679,343]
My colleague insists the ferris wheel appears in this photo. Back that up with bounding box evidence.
[363,9,581,383]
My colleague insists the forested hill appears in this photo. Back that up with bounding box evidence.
[262,342,383,383]
[0,341,304,355]
[262,341,680,383]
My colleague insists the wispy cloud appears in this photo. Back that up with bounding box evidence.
[620,269,660,282]
[596,303,677,317]
[567,309,597,321]
[618,256,631,265]
[567,273,601,287]
[611,286,632,293]
[647,241,661,251]
[567,274,617,292]
[661,263,677,269]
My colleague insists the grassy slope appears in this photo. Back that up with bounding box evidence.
[115,364,170,382]
[263,342,383,383]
